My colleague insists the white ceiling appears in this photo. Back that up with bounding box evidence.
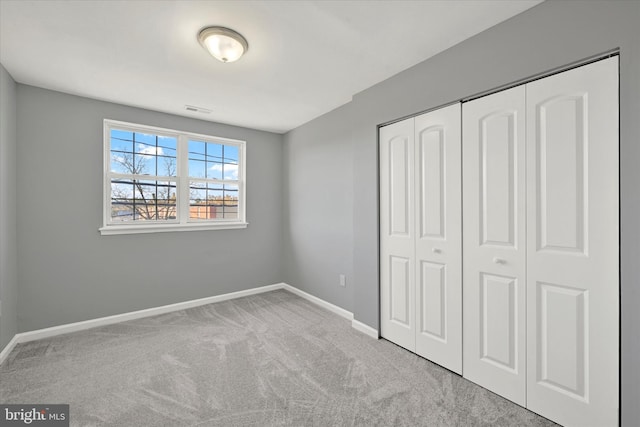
[0,0,542,134]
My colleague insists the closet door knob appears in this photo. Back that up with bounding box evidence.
[493,257,506,265]
[432,248,441,254]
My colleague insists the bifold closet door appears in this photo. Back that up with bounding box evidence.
[525,57,619,427]
[462,85,527,405]
[380,117,416,351]
[414,104,462,374]
[380,105,462,374]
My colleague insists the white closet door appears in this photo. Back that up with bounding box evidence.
[380,117,416,351]
[462,86,527,405]
[414,104,462,374]
[526,57,619,427]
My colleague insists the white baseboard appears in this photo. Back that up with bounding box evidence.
[0,282,378,365]
[280,283,353,321]
[281,283,379,338]
[0,334,19,365]
[352,319,379,339]
[5,283,285,352]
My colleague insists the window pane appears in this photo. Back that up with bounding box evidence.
[221,144,238,180]
[188,140,238,181]
[222,161,239,180]
[224,145,238,162]
[111,130,133,152]
[111,179,177,222]
[208,162,223,180]
[189,182,239,220]
[188,140,206,161]
[111,129,177,177]
[134,134,177,177]
[205,142,223,162]
[188,159,207,179]
[110,130,133,173]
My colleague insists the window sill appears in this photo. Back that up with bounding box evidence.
[99,222,248,235]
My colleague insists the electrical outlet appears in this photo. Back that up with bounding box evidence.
[339,274,346,287]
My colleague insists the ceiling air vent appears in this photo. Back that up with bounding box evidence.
[185,105,212,114]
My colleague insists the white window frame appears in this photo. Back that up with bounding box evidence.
[100,119,247,235]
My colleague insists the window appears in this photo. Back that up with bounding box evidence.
[100,119,246,235]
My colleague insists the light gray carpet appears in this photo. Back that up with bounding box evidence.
[0,290,556,426]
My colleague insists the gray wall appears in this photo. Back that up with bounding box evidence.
[0,64,18,352]
[16,85,283,332]
[282,101,354,310]
[282,1,640,424]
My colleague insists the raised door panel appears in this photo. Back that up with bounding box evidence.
[390,256,412,327]
[536,282,588,400]
[536,94,587,253]
[480,273,519,373]
[414,104,462,374]
[463,86,526,405]
[380,118,415,351]
[390,136,411,237]
[419,261,445,340]
[481,111,517,247]
[526,57,619,427]
[418,127,445,239]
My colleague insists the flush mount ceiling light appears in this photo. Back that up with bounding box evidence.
[198,26,248,63]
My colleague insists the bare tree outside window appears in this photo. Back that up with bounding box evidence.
[109,131,178,222]
[111,152,177,221]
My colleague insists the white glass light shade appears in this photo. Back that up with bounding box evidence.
[198,27,248,63]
